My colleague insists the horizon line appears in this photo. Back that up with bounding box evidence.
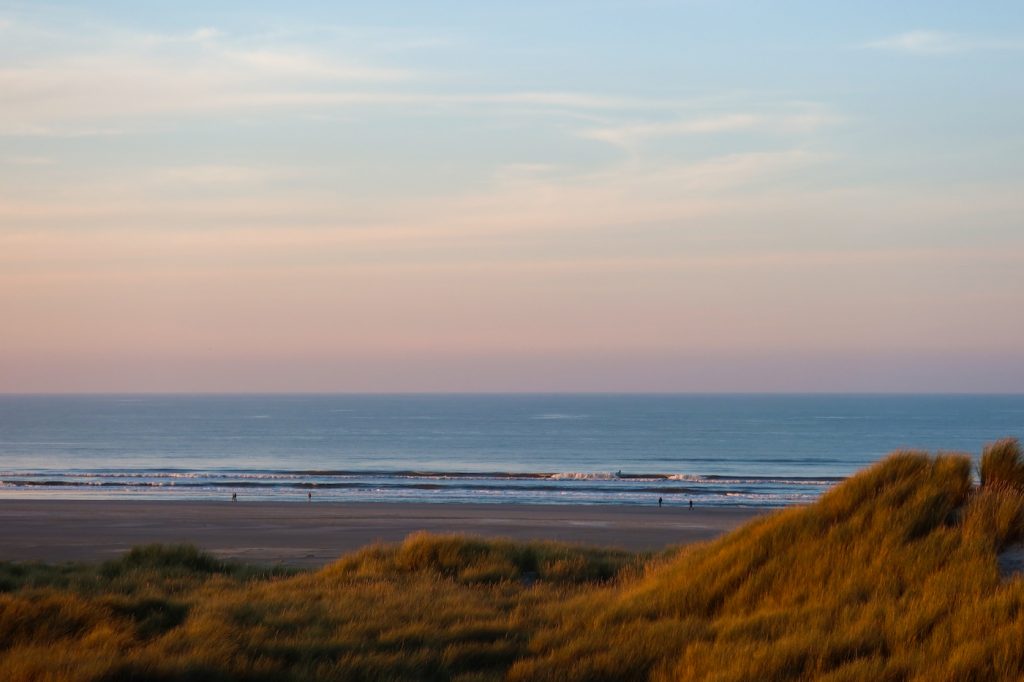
[2,391,1023,397]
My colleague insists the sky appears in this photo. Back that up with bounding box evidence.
[1,1,1022,392]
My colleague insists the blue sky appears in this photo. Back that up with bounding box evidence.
[1,1,1022,391]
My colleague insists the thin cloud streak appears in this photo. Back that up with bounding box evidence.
[579,108,842,148]
[0,150,821,236]
[0,15,779,138]
[0,18,414,135]
[862,30,1024,54]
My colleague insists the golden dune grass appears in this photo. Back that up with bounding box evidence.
[2,439,1023,681]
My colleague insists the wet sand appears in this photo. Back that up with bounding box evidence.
[0,500,766,568]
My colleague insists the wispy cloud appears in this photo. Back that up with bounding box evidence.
[582,113,759,147]
[190,27,221,42]
[0,147,824,238]
[0,18,420,136]
[0,12,809,144]
[580,107,841,149]
[0,15,697,137]
[862,30,1024,54]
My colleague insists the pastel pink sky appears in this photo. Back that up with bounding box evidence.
[2,2,1023,392]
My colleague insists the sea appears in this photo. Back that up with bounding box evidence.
[0,394,1021,508]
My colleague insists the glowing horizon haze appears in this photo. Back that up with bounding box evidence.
[1,1,1023,392]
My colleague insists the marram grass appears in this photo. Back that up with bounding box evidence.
[2,439,1024,681]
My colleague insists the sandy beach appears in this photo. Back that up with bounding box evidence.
[0,500,765,568]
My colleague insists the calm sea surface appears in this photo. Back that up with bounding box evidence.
[1,395,1021,507]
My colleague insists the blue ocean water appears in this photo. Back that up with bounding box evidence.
[0,394,1021,507]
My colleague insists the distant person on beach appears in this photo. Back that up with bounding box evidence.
[689,499,693,510]
[232,493,237,502]
[308,492,312,501]
[658,496,663,507]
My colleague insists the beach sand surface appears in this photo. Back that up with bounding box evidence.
[0,500,765,568]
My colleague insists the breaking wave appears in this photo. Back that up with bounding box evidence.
[0,467,841,507]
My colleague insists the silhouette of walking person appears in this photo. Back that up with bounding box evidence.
[689,499,693,510]
[658,496,663,508]
[308,491,312,501]
[232,492,237,502]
